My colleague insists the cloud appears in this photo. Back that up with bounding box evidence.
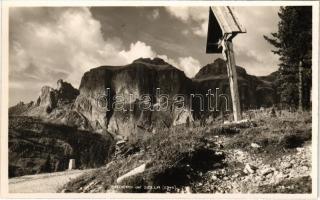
[120,41,156,63]
[115,41,202,78]
[158,55,201,78]
[165,7,190,22]
[177,57,201,77]
[232,6,280,75]
[165,7,208,37]
[165,7,207,22]
[234,47,280,75]
[10,8,156,88]
[10,8,124,88]
[9,7,201,105]
[182,29,189,35]
[192,22,207,37]
[165,6,280,75]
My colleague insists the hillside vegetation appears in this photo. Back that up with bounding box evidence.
[60,109,312,193]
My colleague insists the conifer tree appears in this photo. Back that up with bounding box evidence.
[264,6,312,110]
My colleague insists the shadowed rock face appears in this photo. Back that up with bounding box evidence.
[56,79,80,106]
[9,58,276,136]
[74,57,194,136]
[192,58,275,115]
[9,116,114,177]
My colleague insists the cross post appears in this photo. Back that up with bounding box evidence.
[206,6,246,122]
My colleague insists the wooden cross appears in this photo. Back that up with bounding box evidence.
[206,6,246,122]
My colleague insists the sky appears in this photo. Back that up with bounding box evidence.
[9,6,280,106]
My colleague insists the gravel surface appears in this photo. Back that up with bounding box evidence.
[192,140,311,193]
[9,169,92,193]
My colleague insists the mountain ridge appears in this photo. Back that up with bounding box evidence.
[9,57,277,136]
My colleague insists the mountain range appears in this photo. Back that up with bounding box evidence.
[9,58,276,137]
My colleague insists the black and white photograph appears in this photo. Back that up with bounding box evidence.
[0,0,318,198]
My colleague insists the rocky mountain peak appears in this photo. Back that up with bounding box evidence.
[55,79,79,104]
[132,57,168,66]
[193,58,276,110]
[75,58,193,134]
[195,58,248,80]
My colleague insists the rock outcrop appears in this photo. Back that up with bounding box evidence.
[34,79,79,112]
[56,79,80,106]
[9,116,114,177]
[9,79,86,128]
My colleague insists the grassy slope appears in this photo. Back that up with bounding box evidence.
[60,110,312,193]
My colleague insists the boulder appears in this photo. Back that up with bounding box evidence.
[243,163,257,174]
[281,162,293,169]
[260,168,274,176]
[173,108,194,126]
[251,143,261,148]
[116,163,147,184]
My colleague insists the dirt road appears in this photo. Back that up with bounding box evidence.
[9,169,92,193]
